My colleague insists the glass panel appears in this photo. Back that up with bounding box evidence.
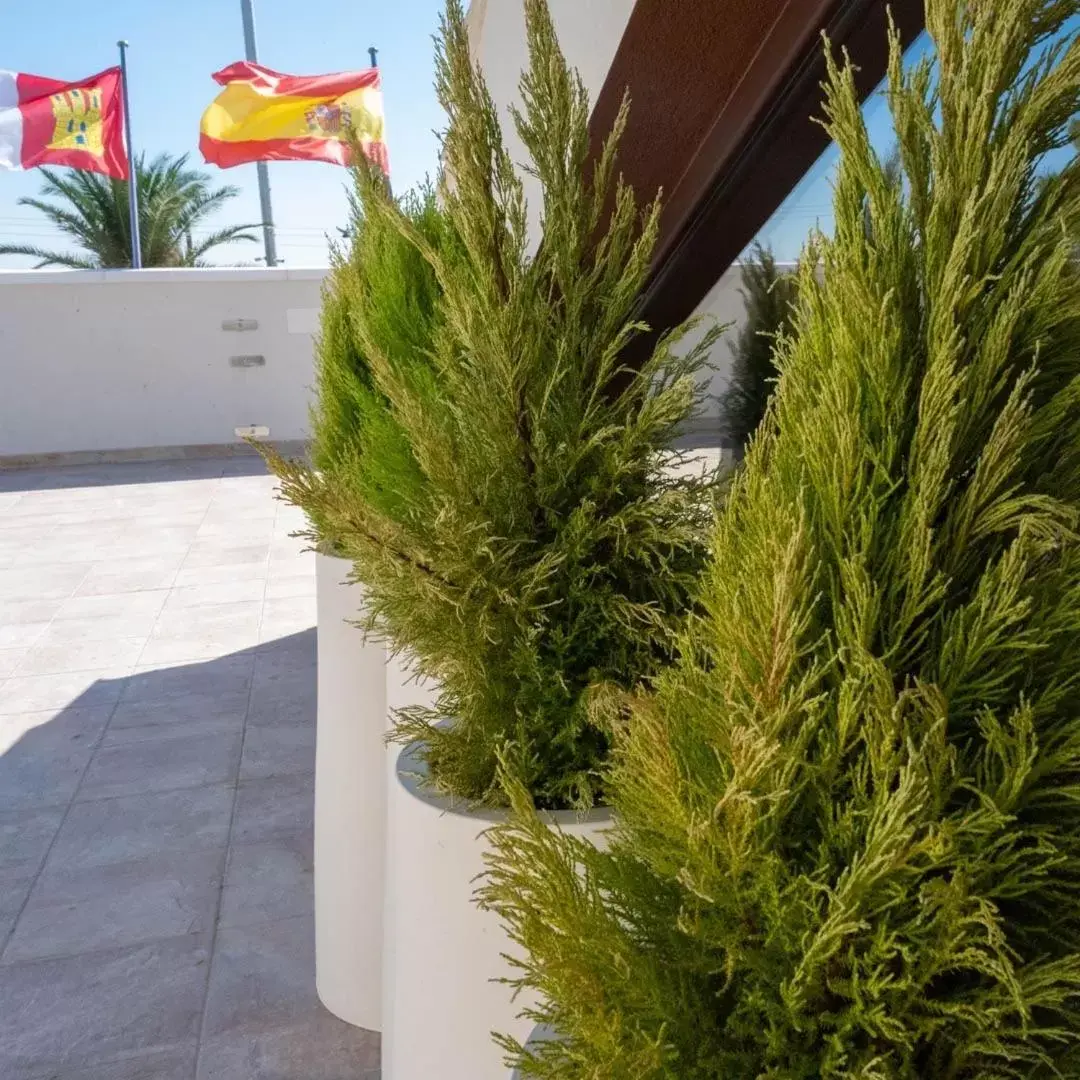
[749,30,933,262]
[748,22,1079,262]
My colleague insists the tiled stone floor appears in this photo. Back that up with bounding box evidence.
[0,458,379,1079]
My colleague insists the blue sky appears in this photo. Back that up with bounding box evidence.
[1,8,1076,268]
[753,57,923,264]
[0,0,448,266]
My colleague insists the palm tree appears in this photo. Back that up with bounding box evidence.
[0,153,259,268]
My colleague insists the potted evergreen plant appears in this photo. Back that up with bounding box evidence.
[272,171,447,1031]
[481,0,1080,1075]
[271,0,721,1072]
[718,243,798,456]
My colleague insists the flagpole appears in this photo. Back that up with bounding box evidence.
[367,46,390,197]
[116,40,142,269]
[240,0,278,267]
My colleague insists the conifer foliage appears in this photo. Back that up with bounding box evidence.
[304,170,447,542]
[718,243,798,453]
[270,0,719,808]
[482,2,1080,1074]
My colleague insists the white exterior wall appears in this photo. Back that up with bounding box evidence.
[467,0,637,245]
[685,263,773,425]
[0,267,326,461]
[468,0,635,116]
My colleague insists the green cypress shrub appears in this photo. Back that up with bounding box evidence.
[481,2,1080,1074]
[297,168,447,544]
[271,0,721,808]
[718,243,798,454]
[720,158,902,458]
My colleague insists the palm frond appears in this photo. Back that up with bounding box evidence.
[0,244,98,269]
[185,226,260,263]
[5,152,253,268]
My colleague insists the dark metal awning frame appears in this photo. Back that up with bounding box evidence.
[586,0,926,343]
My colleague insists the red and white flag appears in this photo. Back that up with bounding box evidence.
[0,67,128,179]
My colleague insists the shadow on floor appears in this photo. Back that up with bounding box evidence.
[0,627,380,1080]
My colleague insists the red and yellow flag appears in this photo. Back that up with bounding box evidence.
[0,67,128,179]
[199,62,387,172]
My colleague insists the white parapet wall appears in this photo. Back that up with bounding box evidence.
[0,260,792,463]
[0,267,327,464]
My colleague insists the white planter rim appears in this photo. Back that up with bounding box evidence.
[510,1024,561,1080]
[395,740,613,827]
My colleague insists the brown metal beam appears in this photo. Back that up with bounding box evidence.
[589,0,926,340]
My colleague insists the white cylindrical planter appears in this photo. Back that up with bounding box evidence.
[509,1025,559,1079]
[382,743,610,1080]
[384,650,438,782]
[314,552,388,1030]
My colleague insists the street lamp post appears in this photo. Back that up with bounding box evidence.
[240,0,278,268]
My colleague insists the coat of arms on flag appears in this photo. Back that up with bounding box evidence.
[49,86,105,154]
[0,67,128,178]
[199,62,387,172]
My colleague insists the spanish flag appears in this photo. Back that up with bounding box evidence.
[199,62,387,171]
[0,67,128,179]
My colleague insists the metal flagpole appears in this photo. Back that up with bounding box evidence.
[367,47,390,196]
[240,0,278,267]
[116,41,142,269]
